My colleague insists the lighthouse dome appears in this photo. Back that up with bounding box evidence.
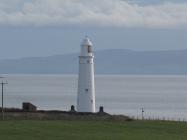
[81,37,93,47]
[80,37,93,56]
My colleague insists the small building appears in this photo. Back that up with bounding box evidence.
[70,105,76,112]
[22,102,37,111]
[99,106,104,113]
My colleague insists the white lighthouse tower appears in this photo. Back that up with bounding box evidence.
[77,37,96,112]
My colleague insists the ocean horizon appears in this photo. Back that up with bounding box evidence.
[1,74,187,120]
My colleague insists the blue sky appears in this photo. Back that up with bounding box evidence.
[0,0,187,59]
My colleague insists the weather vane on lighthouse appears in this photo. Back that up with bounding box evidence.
[77,36,96,112]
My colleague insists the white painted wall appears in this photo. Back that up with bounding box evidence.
[77,37,96,112]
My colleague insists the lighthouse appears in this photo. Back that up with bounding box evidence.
[77,37,96,112]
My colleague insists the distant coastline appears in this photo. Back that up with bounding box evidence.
[0,49,187,74]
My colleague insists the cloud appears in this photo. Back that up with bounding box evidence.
[0,0,187,28]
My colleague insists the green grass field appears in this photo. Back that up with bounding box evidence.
[0,120,186,140]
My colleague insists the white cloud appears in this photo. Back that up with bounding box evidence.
[0,0,186,28]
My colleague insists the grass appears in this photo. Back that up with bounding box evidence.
[0,120,187,140]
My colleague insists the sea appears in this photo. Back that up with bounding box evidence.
[1,74,187,120]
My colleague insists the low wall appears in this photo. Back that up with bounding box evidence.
[0,111,132,121]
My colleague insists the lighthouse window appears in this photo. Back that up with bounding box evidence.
[88,45,92,53]
[85,89,89,92]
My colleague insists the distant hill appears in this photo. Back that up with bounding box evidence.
[0,49,187,74]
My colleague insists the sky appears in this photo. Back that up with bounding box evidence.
[0,0,187,59]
